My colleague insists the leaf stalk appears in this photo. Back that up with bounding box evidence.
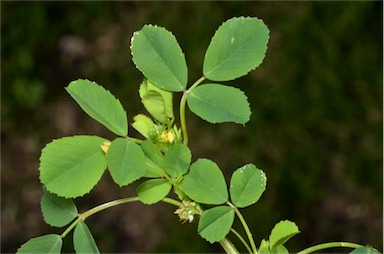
[228,202,258,254]
[180,76,206,145]
[219,237,240,254]
[297,242,364,254]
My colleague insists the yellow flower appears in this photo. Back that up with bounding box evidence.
[100,141,112,154]
[160,130,175,144]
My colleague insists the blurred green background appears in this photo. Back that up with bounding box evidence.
[1,2,382,253]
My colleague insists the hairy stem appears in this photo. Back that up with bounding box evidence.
[180,76,206,145]
[297,242,364,254]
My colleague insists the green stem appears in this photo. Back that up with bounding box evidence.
[220,237,240,254]
[60,217,81,238]
[228,202,257,254]
[163,197,183,207]
[230,228,253,254]
[127,136,144,144]
[80,197,140,220]
[61,196,140,238]
[297,242,364,254]
[145,160,187,200]
[180,76,206,145]
[61,196,184,239]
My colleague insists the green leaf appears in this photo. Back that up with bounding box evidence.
[107,138,148,187]
[230,164,267,208]
[259,239,271,254]
[131,25,188,92]
[140,140,164,178]
[132,114,155,139]
[203,16,269,81]
[198,206,235,243]
[269,220,300,249]
[139,79,174,123]
[17,234,62,254]
[164,143,191,178]
[187,83,251,124]
[182,159,228,204]
[137,179,172,204]
[350,247,381,254]
[271,245,289,254]
[66,79,128,136]
[73,222,100,254]
[41,189,78,227]
[39,136,108,198]
[141,140,164,166]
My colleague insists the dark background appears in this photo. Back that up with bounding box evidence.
[1,2,382,253]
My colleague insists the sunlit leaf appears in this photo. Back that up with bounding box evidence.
[39,136,108,198]
[139,79,174,123]
[203,16,269,81]
[259,239,271,254]
[230,164,267,208]
[269,220,300,249]
[17,234,62,254]
[187,84,251,124]
[132,114,154,139]
[107,138,147,186]
[66,79,128,136]
[73,222,100,254]
[271,245,289,254]
[137,179,172,204]
[350,247,381,254]
[131,25,188,92]
[198,206,235,243]
[182,159,228,204]
[41,189,78,227]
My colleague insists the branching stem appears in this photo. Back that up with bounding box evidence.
[60,196,183,239]
[180,76,206,145]
[61,197,140,238]
[230,228,253,254]
[228,201,257,254]
[220,237,240,254]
